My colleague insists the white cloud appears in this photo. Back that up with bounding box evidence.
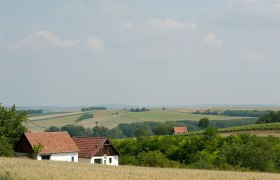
[205,33,222,48]
[13,30,78,49]
[147,18,197,32]
[121,21,133,30]
[35,31,77,47]
[86,36,104,51]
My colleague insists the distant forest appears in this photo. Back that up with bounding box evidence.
[192,109,270,117]
[16,109,43,114]
[81,107,107,111]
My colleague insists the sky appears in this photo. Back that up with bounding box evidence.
[1,0,280,107]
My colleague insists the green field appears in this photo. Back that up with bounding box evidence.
[25,109,249,132]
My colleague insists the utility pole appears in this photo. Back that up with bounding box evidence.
[95,121,99,137]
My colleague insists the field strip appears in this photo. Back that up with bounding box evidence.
[1,157,280,180]
[29,111,94,122]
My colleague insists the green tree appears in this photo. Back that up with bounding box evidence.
[0,136,13,157]
[45,126,61,132]
[32,143,44,159]
[61,124,89,137]
[135,125,151,137]
[0,104,28,156]
[199,118,210,128]
[137,151,179,168]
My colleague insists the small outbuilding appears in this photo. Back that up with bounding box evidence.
[14,131,79,162]
[173,126,188,134]
[72,137,121,166]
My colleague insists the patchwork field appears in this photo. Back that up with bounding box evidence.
[1,157,280,180]
[24,109,248,131]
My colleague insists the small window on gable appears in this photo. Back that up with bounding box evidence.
[109,158,112,163]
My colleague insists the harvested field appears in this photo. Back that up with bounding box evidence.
[1,157,280,180]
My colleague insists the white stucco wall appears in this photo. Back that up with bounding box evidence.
[37,152,78,162]
[90,156,118,166]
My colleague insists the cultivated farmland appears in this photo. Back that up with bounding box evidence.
[24,109,248,131]
[1,157,280,180]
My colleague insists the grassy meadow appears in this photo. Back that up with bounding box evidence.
[1,157,280,180]
[24,109,248,131]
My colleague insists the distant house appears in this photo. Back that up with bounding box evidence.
[72,137,121,166]
[14,132,79,162]
[173,126,188,134]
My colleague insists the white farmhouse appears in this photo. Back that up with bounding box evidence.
[14,131,79,162]
[72,137,121,166]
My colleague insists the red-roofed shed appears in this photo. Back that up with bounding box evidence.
[173,126,188,134]
[14,131,79,162]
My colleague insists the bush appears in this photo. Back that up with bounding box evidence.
[119,155,138,165]
[137,151,179,168]
[199,118,210,128]
[76,113,94,122]
[192,150,216,169]
[45,126,61,132]
[0,136,13,157]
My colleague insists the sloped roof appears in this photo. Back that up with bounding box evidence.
[173,126,188,133]
[72,137,120,158]
[24,131,79,154]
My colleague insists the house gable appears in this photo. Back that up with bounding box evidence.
[72,137,120,158]
[14,134,33,154]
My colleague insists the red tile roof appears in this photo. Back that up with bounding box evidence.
[72,137,119,158]
[173,126,188,133]
[25,132,79,154]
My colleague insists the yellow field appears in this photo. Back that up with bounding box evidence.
[1,157,280,180]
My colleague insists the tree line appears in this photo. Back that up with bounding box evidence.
[129,107,150,112]
[81,107,107,111]
[17,109,43,115]
[112,129,280,172]
[76,113,94,122]
[193,109,270,117]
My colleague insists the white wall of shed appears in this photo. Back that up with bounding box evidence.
[90,155,118,166]
[37,152,78,162]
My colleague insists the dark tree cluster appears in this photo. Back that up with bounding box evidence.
[17,109,43,115]
[81,107,107,111]
[76,113,94,122]
[193,109,270,117]
[130,107,150,112]
[257,111,280,124]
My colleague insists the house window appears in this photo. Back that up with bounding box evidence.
[41,155,50,160]
[94,159,102,164]
[71,157,74,162]
[109,158,112,163]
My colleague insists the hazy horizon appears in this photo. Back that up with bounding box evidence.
[1,1,280,106]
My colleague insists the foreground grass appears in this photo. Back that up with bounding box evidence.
[1,158,280,180]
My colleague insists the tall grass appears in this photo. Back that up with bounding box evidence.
[1,157,280,180]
